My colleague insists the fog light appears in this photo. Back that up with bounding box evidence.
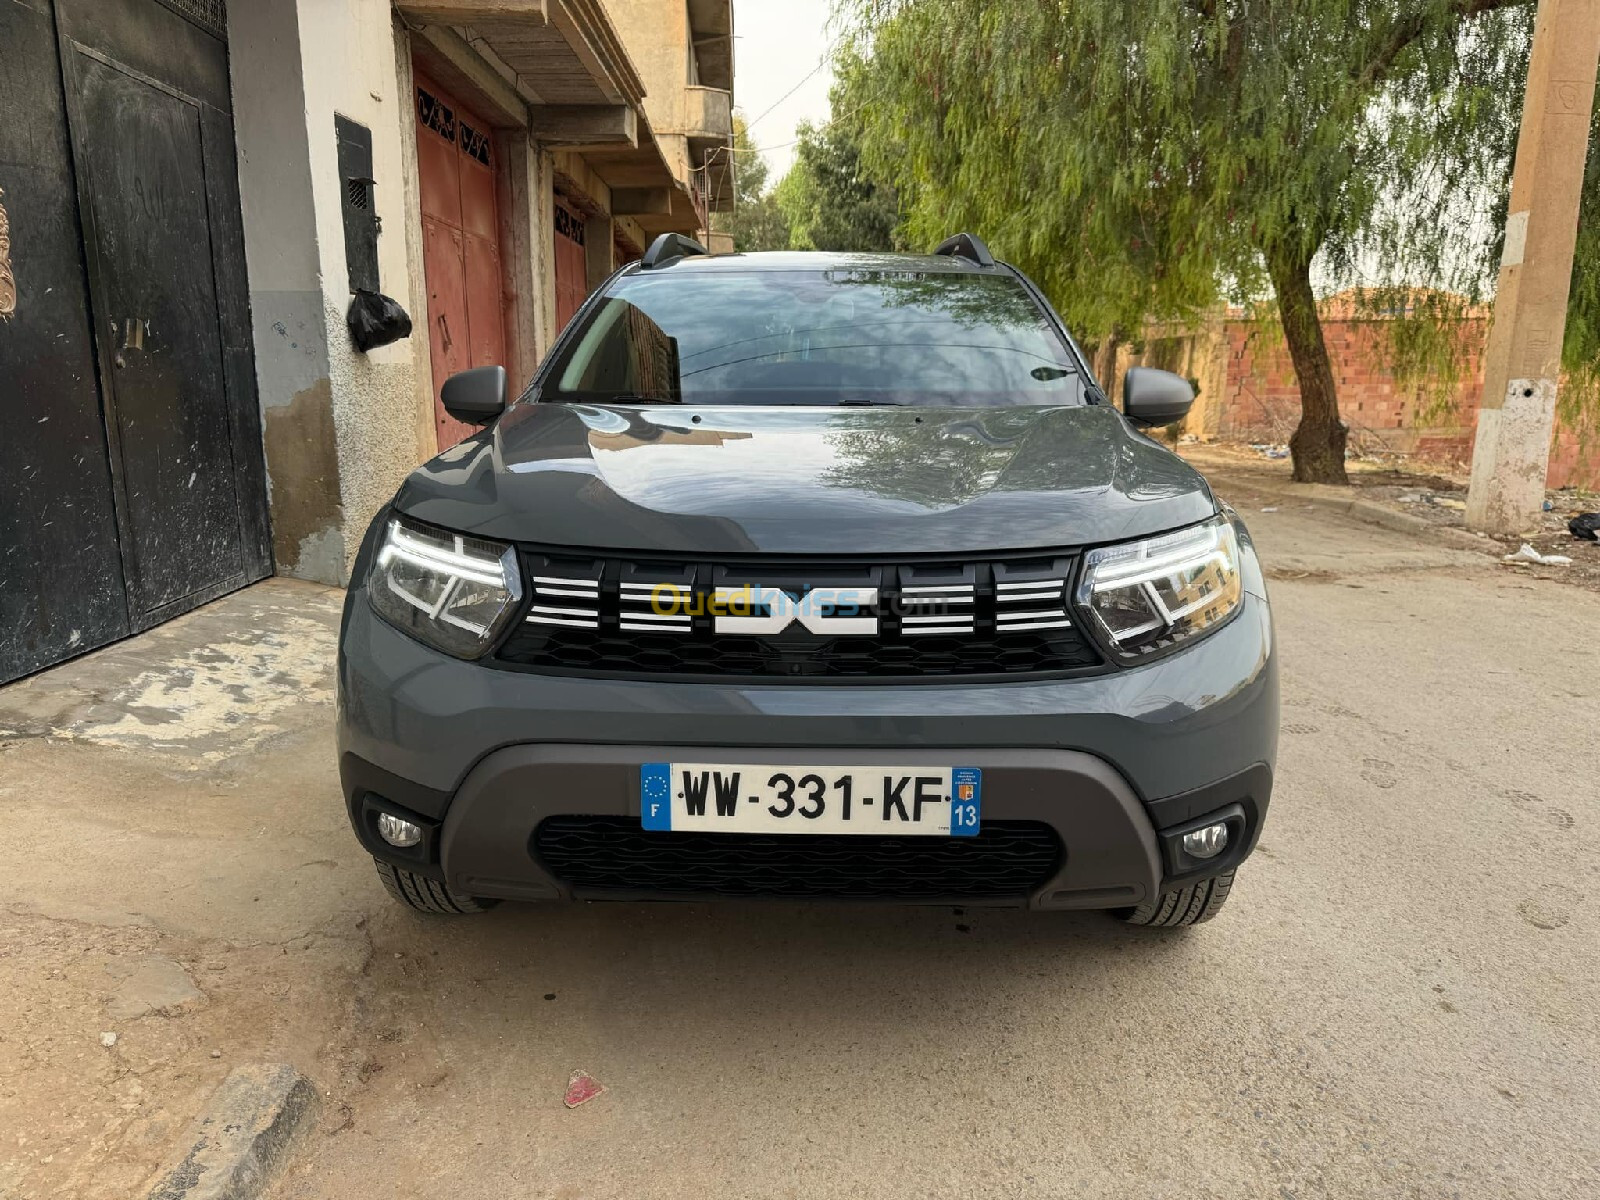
[1181,822,1229,860]
[377,812,423,848]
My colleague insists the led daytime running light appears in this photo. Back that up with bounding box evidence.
[377,521,507,588]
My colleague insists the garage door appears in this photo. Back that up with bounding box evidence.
[0,0,269,683]
[415,69,509,451]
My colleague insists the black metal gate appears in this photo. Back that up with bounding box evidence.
[0,0,269,683]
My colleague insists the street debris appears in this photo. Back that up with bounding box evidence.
[1570,512,1600,542]
[1503,543,1573,566]
[1260,506,1279,513]
[563,1070,606,1109]
[99,1031,118,1049]
[1249,443,1290,459]
[1396,490,1467,511]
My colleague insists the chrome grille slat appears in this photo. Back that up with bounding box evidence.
[498,550,1102,680]
[527,568,602,629]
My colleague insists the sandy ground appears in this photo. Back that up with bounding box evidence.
[0,485,1596,1199]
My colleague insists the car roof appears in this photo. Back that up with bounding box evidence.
[620,250,1009,276]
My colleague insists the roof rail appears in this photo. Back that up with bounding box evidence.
[932,232,996,268]
[641,232,709,270]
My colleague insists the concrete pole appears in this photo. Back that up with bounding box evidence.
[1466,0,1600,535]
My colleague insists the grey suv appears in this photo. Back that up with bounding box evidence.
[337,233,1277,927]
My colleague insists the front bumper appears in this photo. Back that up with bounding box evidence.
[337,565,1278,909]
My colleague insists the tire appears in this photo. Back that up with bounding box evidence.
[1122,869,1235,928]
[374,858,496,915]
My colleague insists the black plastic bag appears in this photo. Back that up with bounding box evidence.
[1570,512,1600,542]
[347,289,413,353]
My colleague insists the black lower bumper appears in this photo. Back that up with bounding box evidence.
[343,746,1271,911]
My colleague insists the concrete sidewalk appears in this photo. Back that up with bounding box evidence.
[2,506,1597,1199]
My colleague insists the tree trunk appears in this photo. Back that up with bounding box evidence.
[1266,245,1349,484]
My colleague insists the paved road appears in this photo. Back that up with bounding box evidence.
[1,480,1596,1199]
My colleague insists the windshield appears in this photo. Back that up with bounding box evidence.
[538,268,1083,407]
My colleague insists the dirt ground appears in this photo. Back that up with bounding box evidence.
[1,487,1597,1199]
[1186,441,1600,592]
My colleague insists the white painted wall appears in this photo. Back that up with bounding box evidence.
[296,0,434,579]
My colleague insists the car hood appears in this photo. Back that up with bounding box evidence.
[392,402,1216,555]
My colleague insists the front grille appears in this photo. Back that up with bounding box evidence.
[494,549,1103,680]
[533,816,1062,900]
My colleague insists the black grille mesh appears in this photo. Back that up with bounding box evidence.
[495,549,1102,680]
[534,816,1062,899]
[152,0,227,38]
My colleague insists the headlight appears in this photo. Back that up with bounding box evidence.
[1075,515,1243,662]
[369,516,523,658]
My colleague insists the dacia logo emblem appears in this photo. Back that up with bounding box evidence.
[711,585,879,636]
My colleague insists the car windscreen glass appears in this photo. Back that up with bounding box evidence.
[540,269,1082,407]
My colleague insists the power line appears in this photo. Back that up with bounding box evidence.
[744,28,849,131]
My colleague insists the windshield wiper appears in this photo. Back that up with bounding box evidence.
[599,394,679,404]
[833,398,902,406]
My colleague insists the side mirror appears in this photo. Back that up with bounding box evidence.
[1122,367,1194,428]
[441,365,507,425]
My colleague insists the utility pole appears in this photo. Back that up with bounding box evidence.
[1466,0,1600,535]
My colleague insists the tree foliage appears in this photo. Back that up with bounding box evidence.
[776,118,902,252]
[1562,107,1600,437]
[839,0,1541,483]
[716,114,792,253]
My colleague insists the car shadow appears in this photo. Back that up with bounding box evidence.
[361,897,1203,1056]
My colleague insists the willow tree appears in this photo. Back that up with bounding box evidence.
[840,0,1537,483]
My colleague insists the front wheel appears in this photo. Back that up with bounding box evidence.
[1122,870,1235,927]
[374,859,496,915]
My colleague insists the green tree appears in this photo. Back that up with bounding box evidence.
[777,118,902,252]
[841,0,1541,483]
[716,114,791,252]
[1561,107,1600,435]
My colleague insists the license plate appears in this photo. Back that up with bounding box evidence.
[640,763,981,836]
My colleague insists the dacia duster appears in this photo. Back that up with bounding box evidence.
[337,233,1278,927]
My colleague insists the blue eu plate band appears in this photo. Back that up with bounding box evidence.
[641,762,673,830]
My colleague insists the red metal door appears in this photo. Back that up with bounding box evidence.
[553,201,588,332]
[415,70,506,450]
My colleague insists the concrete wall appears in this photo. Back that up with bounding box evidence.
[298,0,432,579]
[228,0,345,583]
[606,0,698,191]
[230,0,435,585]
[609,0,692,136]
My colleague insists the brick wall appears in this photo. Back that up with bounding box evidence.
[1124,303,1598,490]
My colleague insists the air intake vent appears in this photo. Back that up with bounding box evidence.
[534,816,1063,899]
